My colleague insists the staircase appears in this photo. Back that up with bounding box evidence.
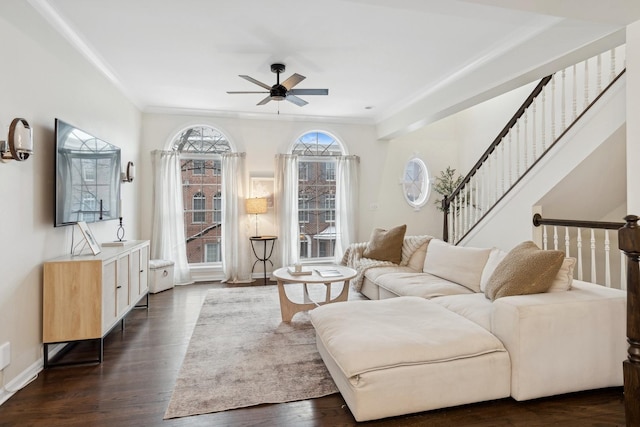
[444,45,627,249]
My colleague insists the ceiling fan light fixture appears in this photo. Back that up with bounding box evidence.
[270,85,287,101]
[228,63,328,108]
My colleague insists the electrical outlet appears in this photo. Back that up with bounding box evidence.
[0,342,10,370]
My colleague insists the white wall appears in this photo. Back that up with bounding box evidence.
[0,1,141,397]
[455,83,536,172]
[627,20,640,215]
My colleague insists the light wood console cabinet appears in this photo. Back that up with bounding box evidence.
[43,240,149,367]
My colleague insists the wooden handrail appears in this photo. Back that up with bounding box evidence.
[442,75,551,243]
[532,213,624,230]
[618,215,640,426]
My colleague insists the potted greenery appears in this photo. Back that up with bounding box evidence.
[433,166,463,212]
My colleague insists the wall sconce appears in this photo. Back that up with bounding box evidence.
[121,161,135,182]
[1,118,33,162]
[245,197,268,237]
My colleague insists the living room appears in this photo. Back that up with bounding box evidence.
[1,0,640,424]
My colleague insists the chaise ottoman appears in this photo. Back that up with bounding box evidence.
[309,297,511,421]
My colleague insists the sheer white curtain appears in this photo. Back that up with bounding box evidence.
[151,150,193,285]
[334,155,359,262]
[275,154,299,267]
[221,152,252,283]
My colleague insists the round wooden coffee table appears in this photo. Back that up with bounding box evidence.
[272,265,357,322]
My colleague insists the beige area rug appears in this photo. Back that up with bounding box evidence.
[165,284,365,419]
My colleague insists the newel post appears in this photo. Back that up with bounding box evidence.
[442,196,450,243]
[618,214,640,426]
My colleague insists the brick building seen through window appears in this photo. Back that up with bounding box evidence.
[172,126,230,265]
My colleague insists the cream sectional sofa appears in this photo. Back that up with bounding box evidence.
[309,236,627,422]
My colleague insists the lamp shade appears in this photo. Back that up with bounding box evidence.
[246,197,268,215]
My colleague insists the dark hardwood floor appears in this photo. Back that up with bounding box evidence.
[0,282,626,427]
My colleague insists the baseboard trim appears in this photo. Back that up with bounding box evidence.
[0,343,65,406]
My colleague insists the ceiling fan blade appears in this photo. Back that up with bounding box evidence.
[285,94,308,107]
[227,91,269,94]
[257,95,272,105]
[281,73,305,90]
[288,88,329,96]
[239,75,272,90]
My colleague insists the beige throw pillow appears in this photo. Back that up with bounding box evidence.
[362,224,407,264]
[485,241,564,301]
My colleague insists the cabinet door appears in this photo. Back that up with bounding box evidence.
[130,248,141,301]
[139,244,149,294]
[116,253,130,317]
[44,260,103,342]
[102,259,118,332]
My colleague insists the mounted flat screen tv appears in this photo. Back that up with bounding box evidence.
[55,119,121,227]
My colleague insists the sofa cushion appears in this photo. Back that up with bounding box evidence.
[375,272,474,299]
[423,239,491,292]
[310,297,507,378]
[363,265,416,282]
[548,257,576,292]
[431,294,494,331]
[484,241,564,301]
[363,224,407,264]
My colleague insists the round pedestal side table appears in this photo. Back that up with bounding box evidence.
[249,235,277,285]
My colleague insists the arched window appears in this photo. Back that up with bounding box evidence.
[290,131,346,260]
[172,126,231,265]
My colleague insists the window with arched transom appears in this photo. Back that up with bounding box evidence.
[290,131,346,261]
[172,126,231,265]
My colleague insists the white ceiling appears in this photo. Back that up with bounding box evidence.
[29,0,640,136]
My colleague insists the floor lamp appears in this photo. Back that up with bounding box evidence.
[246,197,268,238]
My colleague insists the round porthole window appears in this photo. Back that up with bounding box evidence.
[402,157,430,209]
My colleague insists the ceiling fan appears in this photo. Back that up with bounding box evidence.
[227,63,328,107]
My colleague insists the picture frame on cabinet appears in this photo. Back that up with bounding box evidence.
[76,221,101,255]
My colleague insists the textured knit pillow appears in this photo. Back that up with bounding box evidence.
[362,224,407,264]
[484,241,564,301]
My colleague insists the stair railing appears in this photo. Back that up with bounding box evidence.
[443,45,626,244]
[618,215,640,426]
[532,213,625,289]
[526,214,640,425]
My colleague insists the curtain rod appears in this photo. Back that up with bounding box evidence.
[275,154,359,161]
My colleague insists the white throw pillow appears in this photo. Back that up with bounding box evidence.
[547,257,576,292]
[480,247,508,292]
[423,239,491,293]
